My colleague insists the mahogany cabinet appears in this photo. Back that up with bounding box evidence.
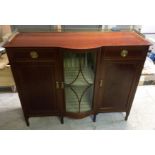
[5,32,150,126]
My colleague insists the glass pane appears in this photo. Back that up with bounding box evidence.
[64,52,96,113]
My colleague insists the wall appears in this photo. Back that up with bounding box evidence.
[0,25,12,42]
[141,25,155,33]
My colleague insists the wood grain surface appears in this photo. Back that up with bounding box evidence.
[5,32,150,49]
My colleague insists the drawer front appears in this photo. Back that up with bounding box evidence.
[9,48,59,62]
[104,46,148,60]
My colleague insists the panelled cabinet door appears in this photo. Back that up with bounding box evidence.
[12,50,63,115]
[97,60,142,112]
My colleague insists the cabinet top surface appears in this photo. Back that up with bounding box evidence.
[5,32,150,49]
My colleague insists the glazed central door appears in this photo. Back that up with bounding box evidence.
[62,49,98,115]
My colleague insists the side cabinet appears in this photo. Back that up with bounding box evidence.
[5,32,150,126]
[7,48,64,125]
[94,46,148,121]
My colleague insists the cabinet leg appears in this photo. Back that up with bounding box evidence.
[60,116,64,124]
[93,114,96,122]
[25,117,30,126]
[125,113,129,121]
[11,86,17,92]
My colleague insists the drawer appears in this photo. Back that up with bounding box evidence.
[104,46,148,59]
[10,48,58,62]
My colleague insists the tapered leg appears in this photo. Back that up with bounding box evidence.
[25,117,30,126]
[11,86,17,92]
[125,113,129,121]
[93,114,96,122]
[60,116,64,124]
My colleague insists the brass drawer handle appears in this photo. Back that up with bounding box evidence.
[121,50,128,57]
[30,51,39,59]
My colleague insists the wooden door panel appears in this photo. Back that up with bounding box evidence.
[97,60,141,111]
[14,62,59,114]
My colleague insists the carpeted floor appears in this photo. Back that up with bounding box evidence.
[0,85,155,130]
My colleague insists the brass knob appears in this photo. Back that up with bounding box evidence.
[56,81,59,89]
[121,50,128,57]
[99,80,103,88]
[61,82,64,89]
[30,51,39,59]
